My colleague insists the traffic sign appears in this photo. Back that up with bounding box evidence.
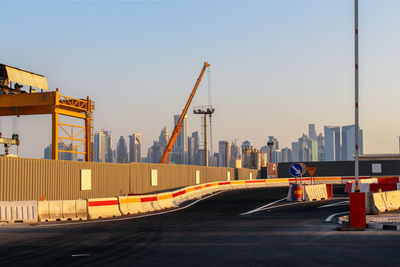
[289,163,303,177]
[307,167,317,177]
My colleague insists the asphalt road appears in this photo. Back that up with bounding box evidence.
[1,185,400,266]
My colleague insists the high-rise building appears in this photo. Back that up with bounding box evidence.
[44,144,51,159]
[129,133,141,163]
[94,131,108,162]
[188,136,195,165]
[191,131,199,165]
[281,147,292,162]
[117,136,128,163]
[342,125,364,161]
[44,143,77,161]
[291,142,299,162]
[218,140,232,167]
[309,124,316,140]
[231,141,240,166]
[311,139,319,161]
[159,126,169,155]
[94,130,114,163]
[241,140,251,151]
[324,126,340,161]
[173,115,188,164]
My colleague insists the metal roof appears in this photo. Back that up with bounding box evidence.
[0,63,48,90]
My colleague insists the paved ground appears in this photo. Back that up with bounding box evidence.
[1,185,400,266]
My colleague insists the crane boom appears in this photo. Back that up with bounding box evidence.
[160,61,210,164]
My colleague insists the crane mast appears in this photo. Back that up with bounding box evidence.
[160,61,210,164]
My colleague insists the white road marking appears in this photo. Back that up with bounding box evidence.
[38,191,225,227]
[324,212,349,222]
[240,198,286,215]
[318,201,349,209]
[241,197,349,215]
[71,254,91,257]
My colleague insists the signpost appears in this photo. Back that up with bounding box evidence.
[289,163,303,184]
[306,167,317,185]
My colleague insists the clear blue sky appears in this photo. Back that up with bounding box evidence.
[2,0,400,158]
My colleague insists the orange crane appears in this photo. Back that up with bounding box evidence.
[160,61,210,164]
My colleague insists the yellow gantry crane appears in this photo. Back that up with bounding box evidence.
[160,61,210,164]
[0,63,94,161]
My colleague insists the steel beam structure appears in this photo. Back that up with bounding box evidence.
[0,89,94,161]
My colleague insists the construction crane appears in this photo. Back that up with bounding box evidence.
[160,61,210,164]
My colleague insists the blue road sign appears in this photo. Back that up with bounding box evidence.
[289,163,303,177]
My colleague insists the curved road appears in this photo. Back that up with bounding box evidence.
[1,186,400,266]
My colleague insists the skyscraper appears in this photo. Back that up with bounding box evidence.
[309,124,316,140]
[218,140,232,167]
[241,140,251,151]
[191,131,199,165]
[129,133,141,163]
[173,115,188,164]
[94,131,108,162]
[342,125,364,161]
[117,136,128,163]
[324,126,340,161]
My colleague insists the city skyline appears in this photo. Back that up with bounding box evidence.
[2,1,400,158]
[69,122,365,166]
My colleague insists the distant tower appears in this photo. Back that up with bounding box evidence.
[309,124,316,140]
[117,136,128,163]
[324,126,341,161]
[129,133,141,163]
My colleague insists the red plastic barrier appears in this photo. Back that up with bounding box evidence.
[370,183,397,193]
[344,182,353,193]
[326,184,333,199]
[377,177,399,184]
[350,192,366,229]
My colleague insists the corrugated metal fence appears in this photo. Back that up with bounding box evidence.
[0,158,259,201]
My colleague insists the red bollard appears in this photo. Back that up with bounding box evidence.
[350,192,366,229]
[326,184,333,199]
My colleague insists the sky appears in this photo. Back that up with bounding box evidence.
[1,0,400,159]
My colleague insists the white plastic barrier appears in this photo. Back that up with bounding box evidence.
[265,179,290,187]
[230,180,247,189]
[140,194,159,212]
[88,197,121,219]
[38,200,87,221]
[0,201,38,223]
[157,192,176,209]
[118,196,141,215]
[303,184,328,201]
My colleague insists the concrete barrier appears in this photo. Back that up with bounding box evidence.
[157,193,176,209]
[384,190,400,211]
[245,180,266,188]
[0,201,38,223]
[303,184,327,201]
[265,179,289,187]
[118,196,141,215]
[172,189,186,206]
[366,192,387,214]
[38,200,87,221]
[230,180,246,189]
[140,194,159,212]
[217,181,231,190]
[88,197,121,219]
[182,186,197,201]
[313,177,342,185]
